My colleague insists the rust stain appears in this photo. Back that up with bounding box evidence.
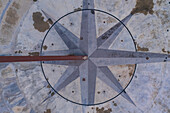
[137,44,149,51]
[113,103,117,106]
[109,64,135,87]
[32,12,50,32]
[28,52,40,56]
[112,101,118,106]
[51,92,55,96]
[47,85,50,88]
[0,24,13,44]
[44,109,51,113]
[96,107,112,113]
[5,7,19,25]
[155,10,169,25]
[128,64,135,77]
[0,0,2,8]
[12,2,20,9]
[131,0,154,15]
[74,7,81,11]
[156,0,166,6]
[162,48,170,54]
[106,17,116,24]
[15,50,23,54]
[0,2,20,45]
[43,45,48,50]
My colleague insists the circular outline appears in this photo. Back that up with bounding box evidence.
[40,9,137,106]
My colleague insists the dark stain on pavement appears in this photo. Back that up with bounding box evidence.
[131,0,154,15]
[32,12,50,32]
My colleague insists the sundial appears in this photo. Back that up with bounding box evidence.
[0,0,169,113]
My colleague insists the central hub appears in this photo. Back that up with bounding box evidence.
[83,56,88,60]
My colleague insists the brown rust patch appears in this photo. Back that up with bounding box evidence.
[5,7,19,25]
[43,45,48,50]
[15,50,23,54]
[82,78,86,81]
[96,107,112,113]
[51,92,55,96]
[162,48,170,54]
[47,85,50,88]
[28,52,40,56]
[137,44,149,51]
[128,64,135,77]
[32,12,50,32]
[44,109,51,113]
[131,0,154,15]
[113,103,117,106]
[74,7,81,11]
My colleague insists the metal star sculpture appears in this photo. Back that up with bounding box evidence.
[40,0,169,105]
[0,0,169,106]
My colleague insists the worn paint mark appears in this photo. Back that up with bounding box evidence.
[162,48,170,54]
[0,0,2,8]
[155,10,169,25]
[12,2,20,9]
[12,106,24,113]
[156,0,166,6]
[106,17,116,24]
[32,12,50,32]
[131,0,154,15]
[28,52,40,56]
[137,44,149,51]
[5,7,19,25]
[0,0,13,24]
[1,67,14,78]
[0,24,13,44]
[96,107,112,113]
[44,109,51,113]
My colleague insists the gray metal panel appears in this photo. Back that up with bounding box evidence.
[91,58,167,66]
[42,49,85,56]
[43,60,83,66]
[97,67,135,105]
[88,60,97,104]
[53,66,79,91]
[90,49,169,66]
[79,60,97,104]
[97,14,132,49]
[54,23,79,49]
[91,49,168,58]
[80,0,97,56]
[42,10,79,49]
[79,60,88,104]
